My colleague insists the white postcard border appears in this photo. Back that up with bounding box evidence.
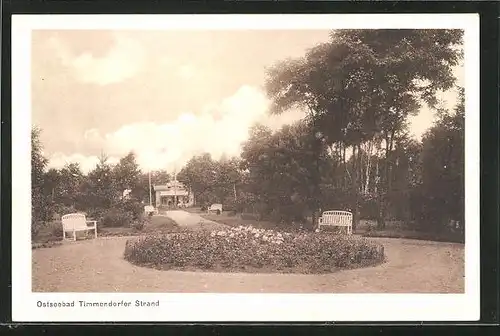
[12,14,480,322]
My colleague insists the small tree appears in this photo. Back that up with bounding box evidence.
[31,126,50,237]
[419,86,465,233]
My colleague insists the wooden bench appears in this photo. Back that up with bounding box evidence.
[61,213,97,241]
[318,210,353,234]
[144,205,158,216]
[207,203,223,215]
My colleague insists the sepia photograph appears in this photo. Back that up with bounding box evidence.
[11,14,480,322]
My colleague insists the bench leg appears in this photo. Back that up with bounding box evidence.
[94,227,97,239]
[73,231,77,241]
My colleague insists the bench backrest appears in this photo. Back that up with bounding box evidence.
[144,205,155,213]
[209,204,222,211]
[61,213,87,230]
[321,211,353,227]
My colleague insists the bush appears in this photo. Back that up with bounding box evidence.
[131,215,149,231]
[53,204,78,217]
[49,220,64,238]
[124,225,385,273]
[118,199,143,221]
[101,209,132,228]
[32,220,64,243]
[96,199,144,228]
[31,220,43,239]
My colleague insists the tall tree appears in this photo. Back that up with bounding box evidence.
[31,126,50,227]
[58,163,84,208]
[81,153,117,211]
[419,86,465,231]
[177,153,220,205]
[265,29,463,229]
[137,170,171,204]
[113,152,141,199]
[240,121,331,225]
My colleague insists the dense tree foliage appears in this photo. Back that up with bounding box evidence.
[31,127,50,236]
[31,132,174,230]
[32,29,465,240]
[418,87,465,232]
[265,29,463,228]
[177,153,241,207]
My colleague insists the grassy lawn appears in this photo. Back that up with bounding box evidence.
[187,207,464,243]
[99,215,180,236]
[196,210,286,231]
[361,229,464,243]
[32,215,181,249]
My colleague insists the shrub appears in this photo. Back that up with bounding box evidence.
[101,209,132,228]
[49,220,64,238]
[31,220,43,239]
[53,204,78,217]
[118,199,143,221]
[32,220,64,243]
[131,215,149,231]
[124,225,385,273]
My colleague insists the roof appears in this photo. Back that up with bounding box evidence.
[153,180,189,192]
[157,190,189,196]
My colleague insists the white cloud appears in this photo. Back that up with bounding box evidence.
[177,64,196,80]
[47,85,304,173]
[48,152,119,174]
[47,83,455,174]
[48,34,145,86]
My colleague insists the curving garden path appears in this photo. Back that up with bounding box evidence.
[32,211,464,293]
[162,210,228,231]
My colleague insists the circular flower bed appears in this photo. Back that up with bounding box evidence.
[124,225,385,274]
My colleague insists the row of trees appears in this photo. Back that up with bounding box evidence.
[176,88,463,234]
[32,29,465,237]
[31,130,171,235]
[177,29,465,234]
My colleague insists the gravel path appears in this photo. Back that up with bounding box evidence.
[163,210,228,231]
[32,212,465,293]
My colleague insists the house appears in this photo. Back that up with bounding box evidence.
[153,180,194,208]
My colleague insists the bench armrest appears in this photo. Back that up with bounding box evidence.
[86,220,97,227]
[318,217,323,224]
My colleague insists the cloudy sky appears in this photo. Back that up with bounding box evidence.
[32,30,464,174]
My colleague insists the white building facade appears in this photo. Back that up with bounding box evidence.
[153,180,194,208]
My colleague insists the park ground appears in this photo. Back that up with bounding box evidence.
[32,210,464,293]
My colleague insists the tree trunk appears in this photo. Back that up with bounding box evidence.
[342,144,347,190]
[377,136,391,229]
[351,145,360,232]
[364,141,373,194]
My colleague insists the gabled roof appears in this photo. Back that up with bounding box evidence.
[153,180,188,191]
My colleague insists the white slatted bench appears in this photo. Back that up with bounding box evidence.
[318,210,353,235]
[144,205,158,216]
[207,203,223,215]
[61,213,97,241]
